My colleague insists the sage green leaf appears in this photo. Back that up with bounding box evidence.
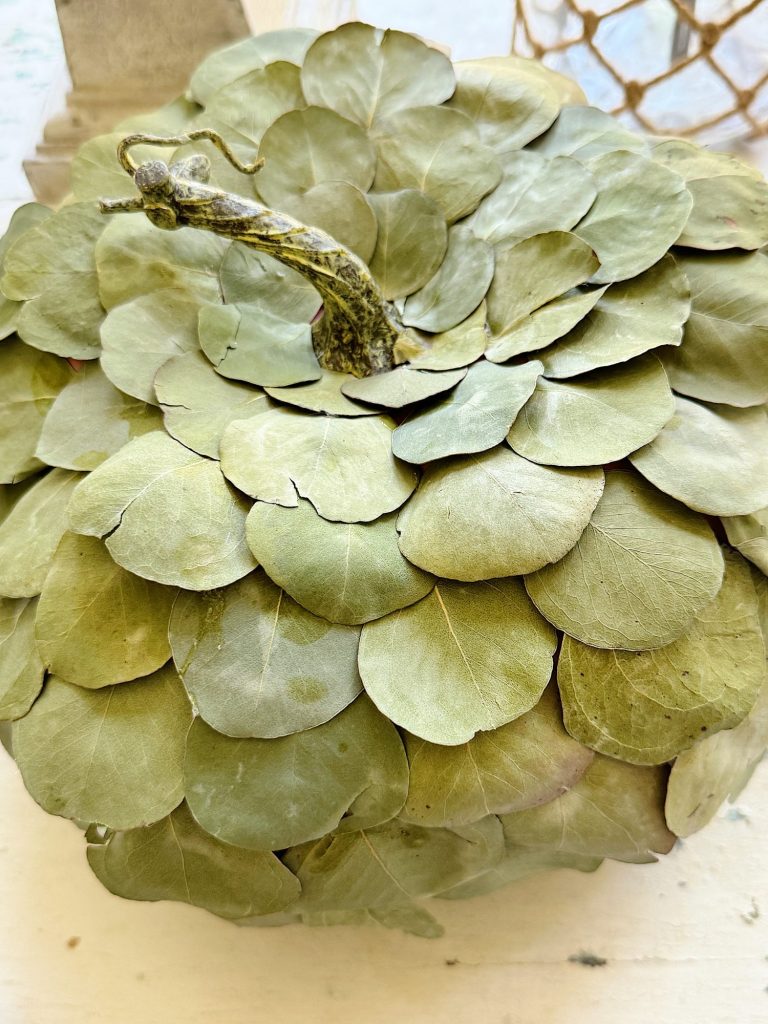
[402,685,594,827]
[630,397,768,516]
[467,151,596,246]
[301,23,455,128]
[659,251,768,408]
[169,568,362,738]
[13,666,191,829]
[438,847,601,900]
[70,132,167,203]
[487,232,599,339]
[205,61,305,145]
[95,215,226,309]
[539,255,691,378]
[396,447,604,580]
[198,302,319,388]
[100,288,202,404]
[448,57,560,152]
[87,802,300,920]
[665,679,768,837]
[401,225,493,333]
[256,106,376,207]
[36,362,162,470]
[507,354,675,467]
[0,203,105,358]
[155,351,270,458]
[359,578,557,744]
[653,139,768,250]
[246,499,434,624]
[0,339,71,483]
[68,431,256,590]
[526,471,725,650]
[35,532,175,688]
[0,598,44,720]
[264,371,375,416]
[723,508,768,576]
[407,301,489,371]
[300,905,443,939]
[116,95,200,135]
[341,366,466,408]
[0,468,82,597]
[184,694,408,850]
[391,360,542,463]
[485,288,605,363]
[560,550,766,766]
[297,816,503,913]
[501,755,675,863]
[575,151,692,283]
[531,105,647,160]
[371,107,502,223]
[188,28,318,102]
[280,181,377,263]
[220,408,417,523]
[218,243,320,318]
[367,190,447,300]
[0,203,51,341]
[0,477,36,524]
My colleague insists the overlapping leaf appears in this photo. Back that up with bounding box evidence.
[280,181,378,263]
[406,302,488,371]
[264,371,375,416]
[485,288,605,364]
[204,61,305,145]
[366,190,447,300]
[0,598,44,721]
[531,105,647,160]
[341,365,465,408]
[723,508,768,576]
[0,203,51,341]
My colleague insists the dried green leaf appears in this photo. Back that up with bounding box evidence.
[0,597,44,720]
[359,578,557,744]
[205,61,305,145]
[407,301,489,371]
[438,847,601,900]
[341,365,465,408]
[485,288,605,363]
[367,190,448,300]
[280,181,378,263]
[531,105,647,160]
[723,508,768,576]
[264,371,375,416]
[218,243,320,315]
[0,203,52,341]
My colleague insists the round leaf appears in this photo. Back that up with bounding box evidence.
[341,365,466,409]
[407,301,489,371]
[526,471,725,650]
[13,666,192,829]
[359,578,557,744]
[188,28,318,102]
[205,61,305,145]
[184,694,408,850]
[170,568,362,737]
[246,499,434,624]
[367,190,447,300]
[531,105,647,161]
[0,203,52,341]
[36,532,176,688]
[723,508,768,577]
[280,181,378,263]
[264,371,375,416]
[397,446,604,580]
[0,597,44,721]
[485,288,605,364]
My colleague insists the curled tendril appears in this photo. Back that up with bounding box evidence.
[116,129,265,176]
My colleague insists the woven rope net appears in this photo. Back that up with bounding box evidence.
[511,0,768,142]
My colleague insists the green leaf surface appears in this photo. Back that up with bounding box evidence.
[220,408,417,523]
[35,532,176,688]
[341,365,466,408]
[100,288,202,403]
[559,551,766,765]
[630,397,768,516]
[487,232,599,339]
[507,354,675,466]
[367,190,448,300]
[530,105,647,160]
[198,302,319,388]
[246,499,434,624]
[401,225,493,333]
[407,301,489,371]
[67,431,256,589]
[184,694,408,850]
[659,251,768,407]
[0,203,51,341]
[575,151,692,283]
[359,578,557,744]
[205,61,305,145]
[501,754,675,863]
[485,288,604,363]
[36,361,162,470]
[0,203,105,358]
[467,151,596,246]
[88,802,301,920]
[391,359,542,463]
[438,846,601,900]
[13,666,191,829]
[280,181,378,262]
[296,816,503,912]
[70,132,166,203]
[723,508,768,576]
[170,568,362,737]
[264,371,375,416]
[301,23,455,127]
[539,255,690,378]
[155,350,271,458]
[526,471,725,650]
[0,468,82,597]
[371,106,502,223]
[218,243,320,316]
[402,685,593,827]
[0,339,71,484]
[0,597,44,721]
[398,446,603,580]
[256,106,376,207]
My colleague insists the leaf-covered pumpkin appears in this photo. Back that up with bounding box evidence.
[1,22,767,940]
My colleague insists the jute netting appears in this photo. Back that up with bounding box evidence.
[512,0,768,141]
